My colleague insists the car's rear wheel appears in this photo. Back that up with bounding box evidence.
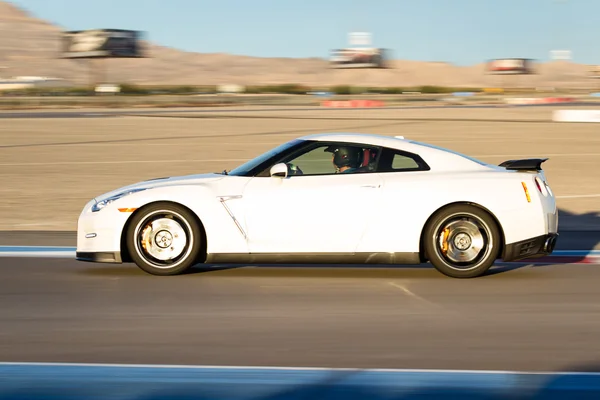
[424,205,500,278]
[126,203,202,276]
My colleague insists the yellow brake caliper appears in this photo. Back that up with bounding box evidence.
[141,224,152,251]
[441,228,450,254]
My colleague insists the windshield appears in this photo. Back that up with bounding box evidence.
[227,139,304,176]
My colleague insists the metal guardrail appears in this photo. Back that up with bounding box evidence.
[1,363,600,399]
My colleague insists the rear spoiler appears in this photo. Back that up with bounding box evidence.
[499,158,548,171]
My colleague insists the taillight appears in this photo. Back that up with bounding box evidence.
[534,176,548,196]
[521,182,531,203]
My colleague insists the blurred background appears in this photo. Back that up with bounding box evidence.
[2,1,600,399]
[1,0,600,101]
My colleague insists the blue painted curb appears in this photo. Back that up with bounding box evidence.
[0,246,76,258]
[1,246,600,257]
[0,246,76,252]
[1,363,600,399]
[552,249,600,256]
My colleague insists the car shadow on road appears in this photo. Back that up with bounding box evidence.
[183,262,545,280]
[186,263,446,280]
[79,261,541,278]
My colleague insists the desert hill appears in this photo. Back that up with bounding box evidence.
[0,0,598,89]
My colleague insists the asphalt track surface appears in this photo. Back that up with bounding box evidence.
[2,102,598,119]
[2,108,600,376]
[2,231,600,372]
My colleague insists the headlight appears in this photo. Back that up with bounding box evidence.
[91,188,147,212]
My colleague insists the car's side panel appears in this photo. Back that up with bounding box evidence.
[355,171,550,254]
[241,173,385,253]
[140,179,252,255]
[77,177,253,258]
[354,171,434,254]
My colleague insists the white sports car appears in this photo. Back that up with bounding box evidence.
[76,133,558,278]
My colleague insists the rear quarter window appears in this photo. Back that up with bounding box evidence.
[377,147,430,172]
[392,154,420,169]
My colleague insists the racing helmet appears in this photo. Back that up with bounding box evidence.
[325,145,362,168]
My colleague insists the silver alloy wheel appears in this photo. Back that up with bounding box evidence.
[434,213,492,271]
[133,210,194,269]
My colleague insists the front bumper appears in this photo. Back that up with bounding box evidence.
[76,199,132,263]
[502,233,559,262]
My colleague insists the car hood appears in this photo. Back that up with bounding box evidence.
[94,172,226,202]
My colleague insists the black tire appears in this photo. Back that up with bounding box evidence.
[126,202,203,276]
[423,204,501,278]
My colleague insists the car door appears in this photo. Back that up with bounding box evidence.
[355,145,433,254]
[241,141,384,254]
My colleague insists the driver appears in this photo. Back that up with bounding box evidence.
[325,145,362,173]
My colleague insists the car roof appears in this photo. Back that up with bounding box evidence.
[300,132,410,148]
[299,132,492,171]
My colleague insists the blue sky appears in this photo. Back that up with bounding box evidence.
[9,0,599,65]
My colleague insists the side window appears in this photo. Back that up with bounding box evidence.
[377,147,429,172]
[286,145,335,176]
[268,142,382,176]
[392,153,420,169]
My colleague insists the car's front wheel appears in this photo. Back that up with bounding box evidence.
[424,205,501,278]
[126,202,203,275]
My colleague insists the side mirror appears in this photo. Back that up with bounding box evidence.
[270,163,288,178]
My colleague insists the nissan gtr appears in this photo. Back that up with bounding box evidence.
[76,133,558,278]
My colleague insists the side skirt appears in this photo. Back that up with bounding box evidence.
[76,251,122,263]
[205,252,421,265]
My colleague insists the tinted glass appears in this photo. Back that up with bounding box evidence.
[280,142,382,176]
[391,153,420,169]
[377,147,429,172]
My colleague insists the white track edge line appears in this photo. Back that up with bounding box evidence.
[1,361,600,376]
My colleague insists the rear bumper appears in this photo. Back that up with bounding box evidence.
[76,251,122,264]
[502,233,559,262]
